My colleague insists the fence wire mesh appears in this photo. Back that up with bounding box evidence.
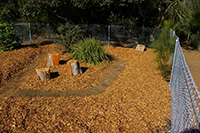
[13,23,161,47]
[13,23,55,45]
[83,24,161,47]
[170,37,200,133]
[109,25,161,47]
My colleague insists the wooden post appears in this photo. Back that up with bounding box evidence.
[47,53,60,67]
[66,60,82,76]
[36,67,51,81]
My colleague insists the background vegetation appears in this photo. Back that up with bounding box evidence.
[1,0,200,75]
[55,22,83,52]
[0,10,19,52]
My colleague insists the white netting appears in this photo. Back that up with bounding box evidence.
[170,37,200,132]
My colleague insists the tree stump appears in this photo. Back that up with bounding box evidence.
[136,44,146,51]
[47,53,60,67]
[67,60,82,76]
[36,67,51,81]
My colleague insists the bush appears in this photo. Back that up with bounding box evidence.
[189,33,200,51]
[0,10,20,52]
[70,37,110,65]
[151,20,178,79]
[55,22,83,52]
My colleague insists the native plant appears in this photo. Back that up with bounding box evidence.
[70,37,110,65]
[0,9,20,52]
[55,22,83,52]
[151,20,179,79]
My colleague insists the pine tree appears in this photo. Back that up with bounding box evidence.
[151,20,179,79]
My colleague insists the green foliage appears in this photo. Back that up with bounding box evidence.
[186,0,200,50]
[189,32,200,51]
[0,23,19,52]
[0,10,19,52]
[190,0,200,32]
[0,9,12,23]
[151,20,179,79]
[0,1,21,23]
[55,23,83,52]
[70,37,110,65]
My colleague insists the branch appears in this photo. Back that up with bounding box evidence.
[156,0,178,28]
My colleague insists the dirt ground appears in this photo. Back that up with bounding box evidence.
[0,43,172,132]
[182,45,200,90]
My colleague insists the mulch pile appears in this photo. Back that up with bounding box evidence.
[0,44,171,132]
[19,54,109,91]
[0,45,54,84]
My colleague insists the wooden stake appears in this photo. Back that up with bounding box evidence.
[66,60,82,76]
[36,67,50,81]
[47,53,60,67]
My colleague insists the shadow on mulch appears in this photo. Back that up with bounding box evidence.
[59,60,69,65]
[81,67,88,73]
[14,44,39,49]
[14,40,54,50]
[50,72,60,79]
[182,129,200,133]
[156,117,171,133]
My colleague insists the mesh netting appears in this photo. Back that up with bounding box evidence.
[13,23,55,45]
[170,37,200,132]
[13,23,161,47]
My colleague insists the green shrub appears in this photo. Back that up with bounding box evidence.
[189,33,200,51]
[151,20,179,79]
[0,10,19,52]
[70,37,110,65]
[55,22,82,52]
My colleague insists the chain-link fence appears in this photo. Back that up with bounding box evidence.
[109,25,161,48]
[82,24,161,47]
[170,37,200,132]
[13,23,161,47]
[13,23,55,45]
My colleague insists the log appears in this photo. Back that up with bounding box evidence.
[47,53,60,67]
[36,67,51,81]
[136,44,145,52]
[66,60,82,76]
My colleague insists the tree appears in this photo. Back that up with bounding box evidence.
[188,0,200,50]
[155,0,191,28]
[151,20,179,79]
[0,0,23,22]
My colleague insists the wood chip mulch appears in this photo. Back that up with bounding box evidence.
[0,44,171,132]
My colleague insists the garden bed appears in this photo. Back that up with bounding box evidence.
[0,44,171,132]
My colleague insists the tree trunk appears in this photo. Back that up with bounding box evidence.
[67,60,82,76]
[36,67,51,81]
[47,53,60,67]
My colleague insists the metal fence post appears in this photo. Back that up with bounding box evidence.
[28,23,32,45]
[108,25,110,46]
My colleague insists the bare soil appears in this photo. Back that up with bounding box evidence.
[182,45,200,90]
[0,44,171,132]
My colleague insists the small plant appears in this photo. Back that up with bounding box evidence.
[0,10,20,52]
[55,22,82,52]
[151,20,179,79]
[70,37,110,65]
